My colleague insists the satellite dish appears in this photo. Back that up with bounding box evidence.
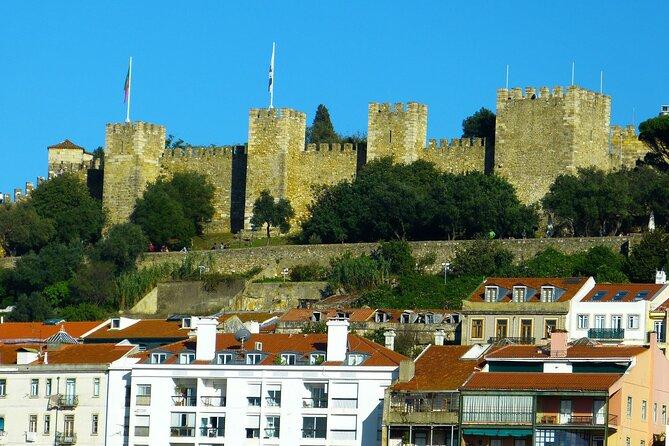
[235,327,251,351]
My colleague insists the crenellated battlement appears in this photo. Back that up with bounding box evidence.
[368,102,427,114]
[425,137,486,150]
[162,146,245,159]
[303,142,359,153]
[105,121,166,135]
[248,107,306,121]
[610,125,638,139]
[497,85,610,103]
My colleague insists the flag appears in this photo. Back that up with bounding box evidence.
[268,43,275,94]
[124,66,131,103]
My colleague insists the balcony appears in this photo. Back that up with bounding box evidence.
[488,337,536,345]
[170,426,195,437]
[172,395,197,407]
[388,392,459,424]
[537,414,618,427]
[200,427,225,438]
[462,411,534,424]
[49,394,79,409]
[588,328,624,340]
[302,429,327,439]
[303,397,328,408]
[200,396,226,407]
[56,432,77,445]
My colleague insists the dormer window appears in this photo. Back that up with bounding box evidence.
[246,353,262,365]
[375,311,389,323]
[151,353,167,364]
[255,341,263,351]
[179,353,195,364]
[216,353,232,365]
[425,313,435,324]
[485,286,498,302]
[512,286,526,302]
[110,318,121,329]
[400,312,411,324]
[346,353,366,366]
[181,317,192,329]
[280,353,296,365]
[311,312,321,322]
[541,286,556,302]
[309,353,325,365]
[336,311,349,319]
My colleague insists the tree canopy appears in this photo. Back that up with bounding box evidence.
[250,190,295,241]
[639,115,669,171]
[306,104,339,143]
[0,202,55,256]
[462,107,496,141]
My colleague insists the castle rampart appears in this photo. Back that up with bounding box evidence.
[609,125,648,169]
[367,102,428,164]
[417,137,486,174]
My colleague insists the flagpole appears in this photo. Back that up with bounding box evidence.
[269,43,275,109]
[126,57,132,123]
[571,61,575,86]
[505,64,509,90]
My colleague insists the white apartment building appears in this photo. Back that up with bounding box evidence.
[116,318,405,446]
[0,341,136,445]
[569,283,669,343]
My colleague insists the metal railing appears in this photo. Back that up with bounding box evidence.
[488,337,536,344]
[390,392,459,413]
[200,396,226,407]
[588,328,624,340]
[49,394,79,409]
[303,397,328,408]
[462,411,534,424]
[200,427,225,437]
[537,414,618,426]
[172,395,197,406]
[265,396,281,407]
[55,432,77,445]
[264,428,280,439]
[302,428,327,439]
[170,426,195,437]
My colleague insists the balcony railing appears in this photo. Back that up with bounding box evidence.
[172,395,197,406]
[302,428,327,439]
[49,394,79,409]
[390,392,459,413]
[136,395,151,406]
[170,426,195,437]
[264,428,280,439]
[56,432,77,445]
[462,411,534,424]
[488,337,536,345]
[588,328,624,340]
[200,396,226,407]
[265,397,281,407]
[303,397,328,408]
[537,414,618,426]
[200,427,225,437]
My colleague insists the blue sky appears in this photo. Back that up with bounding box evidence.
[1,1,667,193]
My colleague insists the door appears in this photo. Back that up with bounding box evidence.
[559,400,572,424]
[593,399,606,424]
[595,315,605,329]
[611,315,623,330]
[65,378,76,405]
[414,431,427,446]
[64,415,75,436]
[515,440,526,446]
[496,320,508,339]
[520,320,533,340]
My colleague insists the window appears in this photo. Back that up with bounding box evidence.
[216,353,232,365]
[577,314,589,329]
[663,405,667,424]
[400,312,411,323]
[628,315,640,330]
[613,291,629,301]
[484,286,498,302]
[45,378,52,396]
[303,416,327,439]
[495,319,509,339]
[135,415,150,436]
[29,414,37,433]
[267,385,281,407]
[374,311,388,323]
[91,414,99,435]
[520,319,533,339]
[627,396,633,417]
[346,353,365,366]
[245,415,260,438]
[0,379,6,396]
[424,313,435,324]
[471,319,484,339]
[110,318,120,328]
[181,317,192,328]
[544,319,558,338]
[0,416,4,434]
[63,415,74,437]
[93,378,100,397]
[280,353,296,365]
[200,416,225,437]
[43,414,50,434]
[304,383,328,408]
[330,414,357,441]
[311,312,322,322]
[247,383,261,407]
[179,353,195,364]
[309,353,325,365]
[611,315,623,330]
[541,286,556,302]
[170,412,195,437]
[136,384,151,406]
[535,429,556,446]
[595,315,606,329]
[655,320,665,341]
[150,352,167,364]
[246,353,262,365]
[30,379,39,397]
[654,403,658,423]
[512,286,526,302]
[642,400,647,421]
[592,291,608,301]
[265,416,280,439]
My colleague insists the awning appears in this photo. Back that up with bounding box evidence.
[463,428,533,437]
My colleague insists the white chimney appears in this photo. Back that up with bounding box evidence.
[656,270,667,285]
[195,318,219,361]
[384,330,396,351]
[326,318,350,362]
[43,352,48,364]
[434,329,446,346]
[17,348,39,365]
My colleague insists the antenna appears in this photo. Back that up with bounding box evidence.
[234,327,251,351]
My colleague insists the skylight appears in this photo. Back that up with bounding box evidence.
[634,291,649,301]
[612,291,629,301]
[591,291,607,301]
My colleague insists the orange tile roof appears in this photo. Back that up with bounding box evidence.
[581,283,665,302]
[0,321,102,342]
[84,319,190,340]
[278,308,452,323]
[137,333,407,367]
[468,277,589,303]
[0,343,133,365]
[392,345,481,392]
[218,312,280,324]
[484,344,647,360]
[47,139,85,151]
[462,372,621,391]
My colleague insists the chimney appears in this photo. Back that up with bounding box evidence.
[649,331,658,350]
[550,330,568,358]
[326,318,349,362]
[17,349,40,365]
[398,359,415,382]
[195,317,219,361]
[43,351,48,365]
[384,330,396,351]
[434,329,446,346]
[656,270,667,285]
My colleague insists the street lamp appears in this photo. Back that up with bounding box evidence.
[441,262,451,284]
[281,268,289,282]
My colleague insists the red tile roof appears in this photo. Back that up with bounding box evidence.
[581,283,665,302]
[218,312,280,324]
[392,345,481,392]
[84,319,191,340]
[468,277,589,303]
[47,139,85,151]
[462,372,621,391]
[278,308,453,324]
[137,333,407,367]
[0,343,133,365]
[485,344,647,360]
[0,321,102,343]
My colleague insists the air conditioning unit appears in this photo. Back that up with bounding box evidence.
[26,431,37,442]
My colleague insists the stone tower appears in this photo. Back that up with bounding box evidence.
[102,122,166,226]
[494,86,611,204]
[367,102,428,164]
[244,108,307,228]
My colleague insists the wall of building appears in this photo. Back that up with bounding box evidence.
[367,102,428,164]
[48,147,94,180]
[569,301,650,343]
[460,309,569,345]
[418,138,486,174]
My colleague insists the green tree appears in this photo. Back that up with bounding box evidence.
[306,104,339,143]
[30,173,105,244]
[327,252,381,294]
[625,230,669,283]
[95,223,148,272]
[69,260,118,307]
[166,172,215,235]
[0,202,55,256]
[450,239,514,278]
[11,241,84,295]
[250,190,295,242]
[572,246,628,283]
[131,187,195,249]
[462,107,496,140]
[10,292,54,322]
[516,248,575,277]
[58,303,109,321]
[372,240,415,277]
[638,115,669,171]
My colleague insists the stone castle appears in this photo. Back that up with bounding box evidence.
[35,85,649,233]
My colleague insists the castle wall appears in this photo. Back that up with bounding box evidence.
[610,125,649,169]
[160,146,243,233]
[495,86,611,204]
[103,122,166,226]
[47,148,94,180]
[287,143,358,224]
[418,137,486,174]
[367,102,427,164]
